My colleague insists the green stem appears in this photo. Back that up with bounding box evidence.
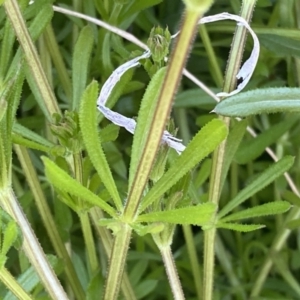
[159,245,185,300]
[44,24,73,102]
[0,267,33,300]
[14,145,85,300]
[203,1,257,299]
[124,8,202,221]
[4,0,60,118]
[104,6,209,299]
[182,225,202,300]
[103,225,132,300]
[73,153,99,275]
[0,187,69,300]
[89,207,137,300]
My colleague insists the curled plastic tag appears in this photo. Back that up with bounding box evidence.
[97,51,186,154]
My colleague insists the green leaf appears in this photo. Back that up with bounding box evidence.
[219,201,292,222]
[140,119,228,211]
[131,223,164,236]
[214,88,300,117]
[120,0,163,23]
[42,156,117,217]
[98,124,119,143]
[259,34,300,58]
[136,203,216,226]
[79,81,123,211]
[218,156,294,219]
[72,26,94,111]
[12,134,51,153]
[235,116,298,164]
[13,123,54,148]
[286,219,300,230]
[1,221,18,255]
[220,119,247,189]
[282,190,300,207]
[129,67,167,188]
[174,88,217,109]
[216,222,265,232]
[0,99,7,123]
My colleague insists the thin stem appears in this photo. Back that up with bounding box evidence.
[0,188,69,300]
[73,153,99,275]
[203,1,257,299]
[4,0,60,119]
[182,225,202,300]
[103,225,132,300]
[14,145,85,300]
[159,245,185,300]
[89,207,137,300]
[0,267,33,300]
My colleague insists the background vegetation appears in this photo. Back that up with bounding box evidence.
[1,0,300,299]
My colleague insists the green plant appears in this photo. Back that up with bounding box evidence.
[0,0,300,299]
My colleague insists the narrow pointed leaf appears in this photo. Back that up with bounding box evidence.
[140,119,228,212]
[129,67,167,188]
[12,134,51,153]
[72,26,94,110]
[42,156,116,217]
[218,156,294,218]
[282,190,300,207]
[1,221,18,255]
[214,88,300,117]
[220,201,292,222]
[235,116,298,164]
[79,81,123,211]
[136,203,216,226]
[216,222,265,232]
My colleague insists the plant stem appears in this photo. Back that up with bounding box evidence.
[103,224,132,300]
[14,145,85,299]
[89,207,137,300]
[103,7,206,299]
[182,225,202,300]
[159,245,185,300]
[0,267,33,300]
[203,1,257,299]
[73,153,99,275]
[0,187,69,300]
[4,0,60,119]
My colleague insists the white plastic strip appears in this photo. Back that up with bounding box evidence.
[96,51,186,154]
[200,13,259,98]
[172,12,259,98]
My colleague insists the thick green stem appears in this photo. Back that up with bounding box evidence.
[103,225,132,300]
[124,8,202,221]
[4,0,60,119]
[89,208,137,300]
[159,245,185,300]
[0,187,69,300]
[0,267,33,300]
[14,145,85,300]
[203,1,257,299]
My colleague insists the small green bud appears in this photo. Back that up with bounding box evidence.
[50,111,83,155]
[182,0,214,13]
[147,26,171,63]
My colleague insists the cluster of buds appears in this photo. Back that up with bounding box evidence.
[50,111,82,155]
